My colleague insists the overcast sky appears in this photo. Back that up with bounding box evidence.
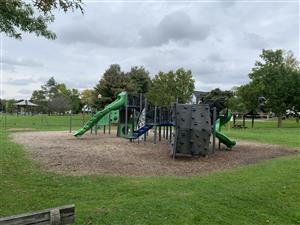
[1,0,299,99]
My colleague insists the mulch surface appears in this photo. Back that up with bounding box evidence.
[11,131,298,177]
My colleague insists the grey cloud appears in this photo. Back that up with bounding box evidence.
[3,57,43,67]
[18,89,33,95]
[2,2,298,99]
[139,11,211,47]
[243,32,269,49]
[207,53,223,63]
[6,78,36,86]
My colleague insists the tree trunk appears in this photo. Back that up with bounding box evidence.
[277,116,282,128]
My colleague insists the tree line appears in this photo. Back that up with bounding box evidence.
[0,66,195,114]
[0,49,299,128]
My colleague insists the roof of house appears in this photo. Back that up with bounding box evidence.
[15,100,38,106]
[193,91,208,98]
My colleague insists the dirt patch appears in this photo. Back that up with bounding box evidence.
[7,128,36,132]
[11,131,298,176]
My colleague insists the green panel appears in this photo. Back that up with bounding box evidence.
[98,110,119,126]
[118,123,134,138]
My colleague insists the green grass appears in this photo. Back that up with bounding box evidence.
[0,130,300,224]
[0,114,92,131]
[223,119,300,148]
[0,116,299,224]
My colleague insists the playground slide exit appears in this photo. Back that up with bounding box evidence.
[74,92,127,137]
[215,112,236,149]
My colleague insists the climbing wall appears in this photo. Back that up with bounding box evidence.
[172,104,211,157]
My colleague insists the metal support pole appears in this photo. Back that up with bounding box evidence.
[163,126,165,138]
[212,107,217,154]
[166,126,169,140]
[169,126,172,143]
[69,110,72,133]
[4,113,7,130]
[144,98,147,144]
[108,113,111,134]
[159,126,161,141]
[139,93,143,113]
[154,105,157,144]
[104,125,106,134]
[172,104,177,159]
[125,105,128,136]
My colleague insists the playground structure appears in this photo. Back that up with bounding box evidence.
[74,92,236,157]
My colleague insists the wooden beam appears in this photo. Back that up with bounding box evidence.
[0,205,75,225]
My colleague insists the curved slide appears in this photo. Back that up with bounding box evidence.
[74,92,127,137]
[215,112,236,149]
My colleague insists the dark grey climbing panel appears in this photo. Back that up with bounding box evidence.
[172,104,211,157]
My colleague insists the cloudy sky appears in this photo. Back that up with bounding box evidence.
[1,0,299,99]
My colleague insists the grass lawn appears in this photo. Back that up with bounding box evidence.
[0,114,92,131]
[224,118,300,148]
[0,129,300,225]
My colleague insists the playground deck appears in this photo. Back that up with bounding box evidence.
[11,131,297,176]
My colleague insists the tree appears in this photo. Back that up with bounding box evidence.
[41,76,58,99]
[31,76,82,113]
[81,89,93,108]
[93,64,128,109]
[30,89,47,113]
[0,0,83,39]
[202,88,234,108]
[175,68,195,104]
[48,94,71,114]
[248,49,300,127]
[0,99,5,112]
[127,66,151,94]
[69,88,81,113]
[147,71,176,106]
[147,68,195,105]
[235,84,263,115]
[5,99,17,113]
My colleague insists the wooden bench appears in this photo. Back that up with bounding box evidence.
[0,205,75,225]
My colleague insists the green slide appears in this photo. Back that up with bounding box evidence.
[215,112,236,149]
[74,92,127,137]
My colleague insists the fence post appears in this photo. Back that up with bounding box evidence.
[212,107,217,154]
[4,113,7,130]
[69,110,72,133]
[154,105,157,144]
[144,98,147,144]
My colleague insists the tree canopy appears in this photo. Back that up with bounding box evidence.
[243,49,300,127]
[0,0,83,39]
[31,77,82,113]
[147,68,195,106]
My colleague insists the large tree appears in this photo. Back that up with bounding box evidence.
[147,68,195,106]
[48,94,71,114]
[202,88,234,110]
[248,49,300,127]
[31,77,81,113]
[0,0,83,39]
[30,89,48,113]
[93,64,128,109]
[80,89,93,108]
[175,68,195,104]
[126,66,151,94]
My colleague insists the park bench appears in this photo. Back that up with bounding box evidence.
[0,205,75,225]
